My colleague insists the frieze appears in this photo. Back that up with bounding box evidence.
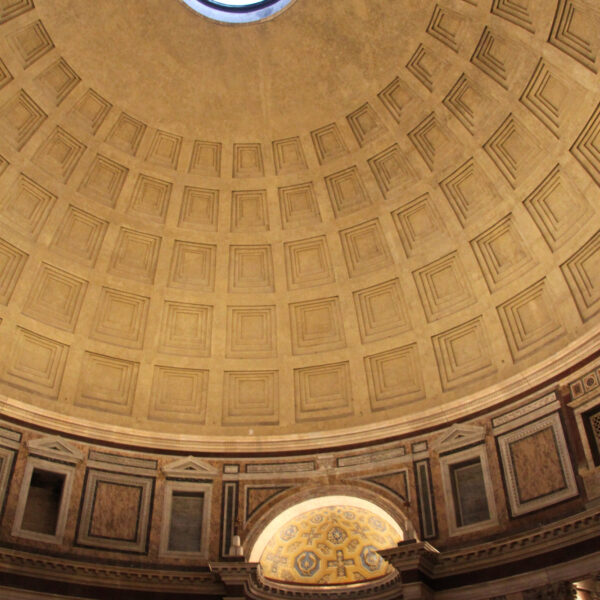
[248,567,402,600]
[0,547,219,592]
[337,447,406,468]
[435,508,600,575]
[492,391,558,430]
[247,462,316,474]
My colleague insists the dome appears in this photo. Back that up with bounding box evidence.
[0,2,599,599]
[0,0,598,453]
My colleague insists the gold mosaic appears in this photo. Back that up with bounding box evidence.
[259,505,401,585]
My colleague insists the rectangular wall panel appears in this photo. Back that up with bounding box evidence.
[220,481,238,558]
[414,459,437,539]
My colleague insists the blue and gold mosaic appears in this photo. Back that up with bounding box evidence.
[259,506,401,585]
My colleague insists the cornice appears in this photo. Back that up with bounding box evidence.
[247,569,402,600]
[0,547,222,594]
[382,506,600,578]
[1,508,598,597]
[0,324,598,455]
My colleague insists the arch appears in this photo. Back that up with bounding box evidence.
[248,487,413,563]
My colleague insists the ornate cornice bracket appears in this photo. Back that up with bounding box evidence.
[380,540,440,577]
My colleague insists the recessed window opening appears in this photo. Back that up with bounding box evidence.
[21,468,65,536]
[168,490,205,553]
[449,458,490,528]
[160,480,212,557]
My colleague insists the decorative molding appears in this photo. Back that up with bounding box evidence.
[365,344,425,411]
[76,469,154,553]
[246,462,315,474]
[189,140,221,176]
[145,129,182,170]
[406,44,443,92]
[159,480,212,558]
[69,88,111,134]
[279,182,321,229]
[346,103,387,147]
[272,136,307,174]
[148,365,208,424]
[27,435,83,464]
[32,126,86,183]
[0,173,55,239]
[426,4,464,52]
[561,230,600,321]
[105,112,146,156]
[492,391,559,432]
[325,166,371,217]
[484,114,543,189]
[311,123,348,164]
[0,445,15,518]
[549,0,598,73]
[364,469,410,503]
[434,424,486,452]
[12,456,76,545]
[78,153,128,208]
[294,362,353,422]
[35,58,81,106]
[0,89,46,150]
[221,481,239,558]
[492,0,535,32]
[0,325,598,453]
[8,20,54,69]
[496,412,578,517]
[414,458,437,540]
[337,446,406,468]
[439,444,498,536]
[245,485,292,522]
[0,0,35,25]
[88,450,157,474]
[233,143,264,178]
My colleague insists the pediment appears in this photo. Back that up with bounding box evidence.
[434,424,486,452]
[162,456,217,478]
[27,435,84,463]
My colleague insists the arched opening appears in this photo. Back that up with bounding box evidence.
[249,495,406,586]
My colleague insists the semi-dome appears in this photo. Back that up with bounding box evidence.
[258,505,402,584]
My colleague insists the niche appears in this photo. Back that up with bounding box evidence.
[160,481,212,557]
[440,445,497,536]
[449,458,490,528]
[12,457,75,544]
[21,468,65,535]
[168,490,205,553]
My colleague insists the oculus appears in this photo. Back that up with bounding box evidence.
[180,0,295,23]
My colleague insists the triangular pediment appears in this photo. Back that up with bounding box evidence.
[27,435,84,463]
[162,456,217,478]
[435,424,486,451]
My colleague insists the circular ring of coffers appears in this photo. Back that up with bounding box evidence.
[180,0,296,23]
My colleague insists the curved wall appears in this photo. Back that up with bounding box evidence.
[0,354,598,597]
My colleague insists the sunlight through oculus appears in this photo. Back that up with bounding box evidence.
[181,0,295,23]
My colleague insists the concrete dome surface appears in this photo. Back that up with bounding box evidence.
[0,0,598,452]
